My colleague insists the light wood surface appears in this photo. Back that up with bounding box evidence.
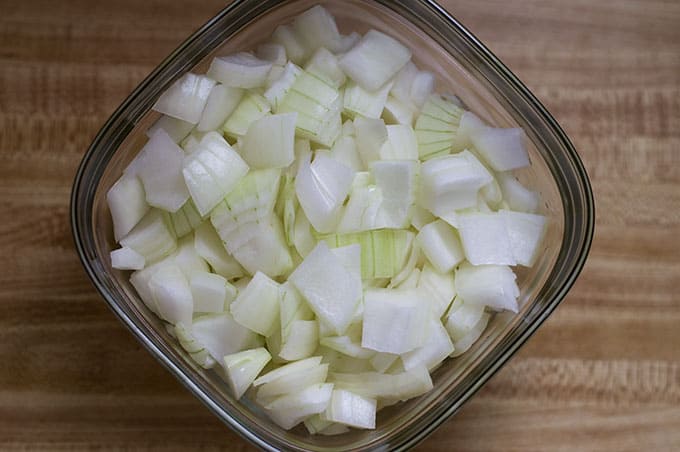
[1,0,679,450]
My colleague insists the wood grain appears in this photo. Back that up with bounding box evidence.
[1,0,679,450]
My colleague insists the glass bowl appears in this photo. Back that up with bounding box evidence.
[71,0,594,450]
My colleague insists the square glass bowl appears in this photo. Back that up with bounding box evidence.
[71,0,594,450]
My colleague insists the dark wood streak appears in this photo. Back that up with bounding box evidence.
[0,0,678,450]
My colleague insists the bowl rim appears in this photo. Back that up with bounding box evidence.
[71,0,595,450]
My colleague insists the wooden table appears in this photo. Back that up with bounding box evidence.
[1,0,679,450]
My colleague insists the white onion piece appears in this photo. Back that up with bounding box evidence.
[457,211,515,266]
[390,62,417,106]
[174,322,215,369]
[182,132,249,216]
[110,246,145,271]
[329,365,432,400]
[193,222,245,280]
[207,52,273,89]
[471,126,530,171]
[330,134,364,172]
[305,47,346,89]
[254,356,323,386]
[147,115,194,143]
[416,263,456,319]
[497,172,540,213]
[304,414,334,435]
[445,297,485,342]
[279,320,319,361]
[295,153,354,233]
[120,209,176,264]
[130,260,169,315]
[457,110,487,147]
[321,335,375,360]
[107,173,149,241]
[222,92,271,137]
[455,262,519,312]
[324,389,376,429]
[383,96,415,126]
[416,220,465,273]
[449,311,490,357]
[343,80,392,119]
[167,200,202,238]
[502,209,547,267]
[153,73,215,124]
[136,129,190,212]
[230,271,281,337]
[190,271,228,313]
[171,234,210,279]
[361,288,429,354]
[354,117,387,167]
[419,150,493,215]
[369,352,399,373]
[336,184,382,233]
[289,206,313,253]
[192,312,263,363]
[271,24,308,65]
[339,30,411,91]
[380,125,419,160]
[292,5,342,54]
[223,347,272,399]
[410,71,435,108]
[278,70,342,147]
[228,215,293,278]
[264,383,334,430]
[400,318,454,371]
[289,242,361,336]
[196,84,244,132]
[148,264,193,326]
[410,205,436,231]
[264,62,301,111]
[372,159,419,228]
[334,32,360,54]
[280,282,314,338]
[241,113,297,169]
[256,362,329,406]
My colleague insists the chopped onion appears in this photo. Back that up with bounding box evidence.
[361,288,429,354]
[295,153,354,233]
[182,132,249,216]
[120,209,177,264]
[400,318,454,371]
[107,173,149,241]
[152,73,216,124]
[110,246,145,271]
[223,347,272,399]
[147,115,194,143]
[455,262,519,312]
[136,129,190,212]
[241,113,297,169]
[191,312,264,363]
[190,271,229,313]
[207,52,273,89]
[339,30,411,91]
[324,389,376,429]
[289,242,361,335]
[196,84,244,132]
[108,5,549,434]
[416,220,465,274]
[470,126,530,171]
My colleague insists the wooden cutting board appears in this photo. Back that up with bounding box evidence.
[1,0,678,450]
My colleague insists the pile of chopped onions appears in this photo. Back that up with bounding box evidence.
[107,4,546,434]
